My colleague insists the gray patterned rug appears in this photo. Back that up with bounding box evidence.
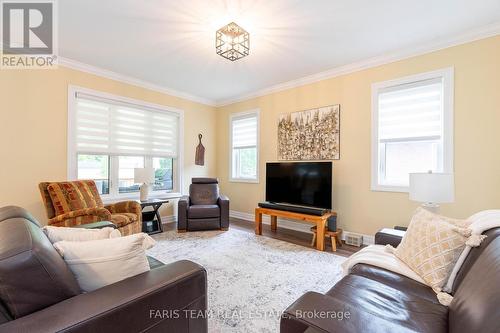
[148,228,346,333]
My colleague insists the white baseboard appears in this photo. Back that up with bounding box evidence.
[161,215,176,224]
[230,210,374,246]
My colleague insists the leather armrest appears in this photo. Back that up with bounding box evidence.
[177,196,189,230]
[178,196,190,206]
[218,195,229,229]
[281,292,353,333]
[374,228,406,247]
[74,221,117,229]
[0,260,207,333]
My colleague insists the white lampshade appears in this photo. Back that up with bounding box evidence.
[134,167,155,184]
[409,172,454,204]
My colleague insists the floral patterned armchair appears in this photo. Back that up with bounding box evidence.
[38,180,141,235]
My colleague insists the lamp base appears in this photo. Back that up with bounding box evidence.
[421,202,440,214]
[140,183,150,201]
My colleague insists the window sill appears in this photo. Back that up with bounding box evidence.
[371,184,409,193]
[102,191,183,204]
[229,178,259,184]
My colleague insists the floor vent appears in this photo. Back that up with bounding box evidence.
[345,232,363,247]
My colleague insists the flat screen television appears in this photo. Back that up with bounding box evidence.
[266,162,332,209]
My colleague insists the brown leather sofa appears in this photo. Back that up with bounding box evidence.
[0,206,207,333]
[281,227,500,333]
[178,178,229,232]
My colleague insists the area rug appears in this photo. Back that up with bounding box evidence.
[147,228,346,333]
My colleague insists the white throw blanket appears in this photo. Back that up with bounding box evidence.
[341,209,500,305]
[341,244,426,284]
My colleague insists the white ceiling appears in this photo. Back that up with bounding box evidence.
[59,0,500,105]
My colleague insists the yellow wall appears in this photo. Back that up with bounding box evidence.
[216,36,500,235]
[0,66,217,223]
[1,36,499,233]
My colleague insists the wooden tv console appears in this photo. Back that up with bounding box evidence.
[254,207,336,251]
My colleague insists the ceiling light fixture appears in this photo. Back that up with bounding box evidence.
[216,22,249,61]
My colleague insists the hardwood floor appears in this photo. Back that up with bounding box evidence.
[164,217,362,257]
[230,217,362,257]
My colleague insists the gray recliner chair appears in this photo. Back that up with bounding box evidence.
[178,178,229,232]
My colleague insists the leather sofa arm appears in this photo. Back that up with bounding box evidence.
[73,221,117,229]
[0,260,207,333]
[49,207,112,227]
[218,195,230,229]
[374,228,406,247]
[281,291,353,333]
[177,196,189,231]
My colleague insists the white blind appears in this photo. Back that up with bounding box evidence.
[74,93,179,157]
[232,114,257,148]
[378,78,443,141]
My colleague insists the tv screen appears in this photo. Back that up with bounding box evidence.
[266,162,332,209]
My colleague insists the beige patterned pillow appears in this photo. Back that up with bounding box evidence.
[394,208,471,292]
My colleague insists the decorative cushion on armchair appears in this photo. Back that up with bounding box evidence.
[39,180,141,236]
[178,178,229,232]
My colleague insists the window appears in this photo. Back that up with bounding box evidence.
[118,156,144,193]
[77,154,109,194]
[152,157,173,191]
[230,110,259,182]
[68,87,183,198]
[371,68,453,192]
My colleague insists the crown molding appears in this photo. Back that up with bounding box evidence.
[215,22,500,107]
[58,57,217,107]
[57,22,500,108]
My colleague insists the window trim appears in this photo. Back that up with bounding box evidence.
[229,109,260,183]
[67,85,184,200]
[371,68,454,193]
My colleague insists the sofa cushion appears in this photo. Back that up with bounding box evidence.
[327,274,448,333]
[47,181,103,216]
[189,183,219,205]
[0,211,81,318]
[348,263,440,304]
[188,205,220,219]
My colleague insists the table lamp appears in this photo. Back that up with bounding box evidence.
[409,171,454,213]
[134,167,155,201]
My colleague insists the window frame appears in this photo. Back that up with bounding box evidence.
[229,109,260,183]
[68,85,184,201]
[371,68,454,193]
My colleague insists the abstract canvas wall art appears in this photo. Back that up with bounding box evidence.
[278,105,340,160]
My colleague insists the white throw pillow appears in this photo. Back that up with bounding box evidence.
[43,226,121,243]
[53,233,156,292]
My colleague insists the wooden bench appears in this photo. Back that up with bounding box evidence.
[254,207,336,251]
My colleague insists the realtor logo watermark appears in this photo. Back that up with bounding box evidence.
[1,0,57,69]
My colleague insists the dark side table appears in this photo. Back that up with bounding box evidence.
[140,199,169,235]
